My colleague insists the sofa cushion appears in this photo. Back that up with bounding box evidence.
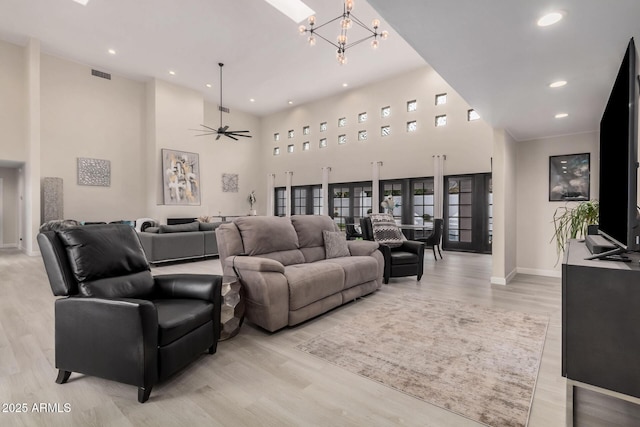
[154,299,213,346]
[284,263,345,310]
[369,213,406,248]
[291,215,338,248]
[144,226,160,233]
[323,230,350,259]
[159,222,200,233]
[235,216,299,256]
[318,256,379,289]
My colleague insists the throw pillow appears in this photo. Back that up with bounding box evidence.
[159,222,200,233]
[369,213,406,248]
[323,230,350,259]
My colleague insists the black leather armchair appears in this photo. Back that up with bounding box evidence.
[37,224,222,403]
[360,217,425,284]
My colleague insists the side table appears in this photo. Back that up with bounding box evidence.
[219,275,245,340]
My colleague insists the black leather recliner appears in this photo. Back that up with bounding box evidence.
[360,217,425,284]
[37,224,222,403]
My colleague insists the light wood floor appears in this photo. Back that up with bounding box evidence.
[0,247,631,426]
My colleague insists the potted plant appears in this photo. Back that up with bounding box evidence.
[551,200,599,261]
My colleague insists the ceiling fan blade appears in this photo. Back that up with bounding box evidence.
[199,124,219,132]
[228,133,252,138]
[222,125,229,132]
[216,134,221,141]
[225,134,239,141]
[228,130,250,133]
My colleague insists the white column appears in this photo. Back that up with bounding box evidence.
[433,155,446,219]
[266,173,275,216]
[285,171,293,217]
[372,161,382,214]
[321,166,331,215]
[25,38,41,255]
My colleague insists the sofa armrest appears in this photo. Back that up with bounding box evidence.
[399,240,425,255]
[224,256,285,274]
[55,297,158,388]
[347,240,380,256]
[154,274,222,302]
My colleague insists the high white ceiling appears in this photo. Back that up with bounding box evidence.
[1,0,639,141]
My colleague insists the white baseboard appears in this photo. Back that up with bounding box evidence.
[1,243,17,249]
[490,268,517,286]
[516,267,562,278]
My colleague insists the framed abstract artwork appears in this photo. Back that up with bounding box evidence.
[77,158,110,186]
[549,153,590,201]
[162,149,200,205]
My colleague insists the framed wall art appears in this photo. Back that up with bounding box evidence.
[162,149,200,205]
[549,153,590,201]
[77,157,110,186]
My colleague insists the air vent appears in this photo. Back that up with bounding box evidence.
[218,106,230,113]
[91,69,111,80]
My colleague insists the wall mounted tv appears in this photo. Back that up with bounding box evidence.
[594,37,640,259]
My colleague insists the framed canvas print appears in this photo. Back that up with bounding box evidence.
[162,149,200,205]
[549,153,590,201]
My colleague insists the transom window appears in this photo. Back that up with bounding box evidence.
[381,106,391,118]
[358,112,368,123]
[303,125,310,135]
[468,109,481,121]
[358,130,367,141]
[302,141,310,151]
[274,133,280,141]
[407,121,417,132]
[287,144,294,153]
[338,117,346,127]
[338,134,346,144]
[435,93,447,105]
[435,115,447,127]
[288,129,294,138]
[320,122,327,132]
[407,100,417,112]
[381,125,391,137]
[319,138,327,148]
[273,147,280,156]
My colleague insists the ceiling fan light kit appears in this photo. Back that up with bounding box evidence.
[193,63,252,141]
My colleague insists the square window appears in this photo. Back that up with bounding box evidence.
[288,129,294,139]
[319,138,327,148]
[287,144,294,153]
[381,106,391,118]
[468,109,480,121]
[273,147,280,156]
[435,115,447,127]
[435,93,447,105]
[358,112,368,123]
[407,100,417,112]
[274,133,280,141]
[320,122,327,132]
[303,125,310,135]
[407,121,417,132]
[358,130,367,141]
[338,117,347,127]
[338,134,347,144]
[381,125,391,137]
[302,141,310,151]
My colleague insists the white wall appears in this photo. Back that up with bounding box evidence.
[40,53,147,222]
[516,132,599,276]
[145,79,263,222]
[0,40,26,163]
[259,66,494,190]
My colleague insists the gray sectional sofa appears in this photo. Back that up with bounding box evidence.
[215,215,384,332]
[138,221,222,264]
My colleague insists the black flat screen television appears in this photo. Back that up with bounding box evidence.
[595,38,640,257]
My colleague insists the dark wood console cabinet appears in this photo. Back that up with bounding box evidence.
[562,239,640,398]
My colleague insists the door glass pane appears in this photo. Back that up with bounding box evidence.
[447,177,473,243]
[332,187,350,230]
[412,179,434,238]
[293,187,307,215]
[383,183,403,222]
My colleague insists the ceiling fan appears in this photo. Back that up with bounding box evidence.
[192,63,252,141]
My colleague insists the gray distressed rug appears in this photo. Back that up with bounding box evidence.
[296,294,549,427]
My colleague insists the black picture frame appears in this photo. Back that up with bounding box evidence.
[549,153,590,201]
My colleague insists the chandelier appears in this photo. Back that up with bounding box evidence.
[298,0,388,65]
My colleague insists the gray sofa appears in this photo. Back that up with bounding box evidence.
[215,215,384,332]
[138,221,222,264]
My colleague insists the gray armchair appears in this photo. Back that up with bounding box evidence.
[37,224,222,403]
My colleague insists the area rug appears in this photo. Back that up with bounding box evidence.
[296,294,549,427]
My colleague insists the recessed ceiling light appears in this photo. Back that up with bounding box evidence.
[250,98,256,103]
[537,11,564,27]
[168,70,176,76]
[72,0,90,5]
[555,113,569,119]
[288,100,293,105]
[205,83,212,88]
[342,83,348,87]
[549,80,567,88]
[107,49,116,55]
